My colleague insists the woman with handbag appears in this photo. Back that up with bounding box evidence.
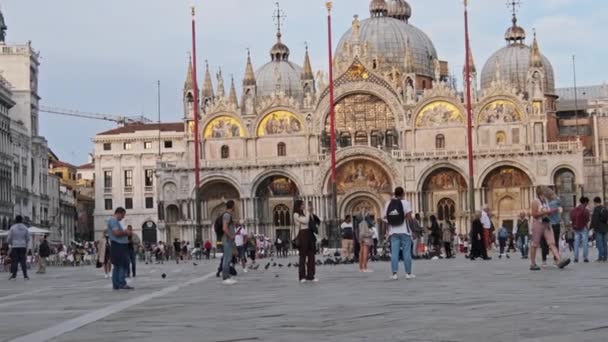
[96,235,112,278]
[358,216,375,272]
[293,200,318,283]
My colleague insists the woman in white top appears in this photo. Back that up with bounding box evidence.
[293,200,317,283]
[529,186,570,271]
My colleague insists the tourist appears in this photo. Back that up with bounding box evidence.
[144,242,152,264]
[7,215,30,280]
[340,215,355,260]
[36,235,50,274]
[96,234,112,278]
[529,186,570,271]
[173,239,181,264]
[497,223,510,259]
[443,220,453,259]
[541,189,562,266]
[371,223,379,257]
[107,207,133,289]
[469,212,485,260]
[203,240,212,260]
[220,200,237,285]
[247,235,257,265]
[126,225,140,277]
[590,197,608,262]
[515,212,529,259]
[564,227,575,252]
[570,197,590,263]
[383,186,415,280]
[480,205,492,257]
[429,215,441,257]
[412,213,423,258]
[293,199,317,283]
[358,215,374,272]
[235,220,248,272]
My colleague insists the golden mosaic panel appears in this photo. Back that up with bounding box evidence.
[416,101,464,128]
[479,100,522,124]
[257,111,303,136]
[204,116,244,138]
[335,160,391,194]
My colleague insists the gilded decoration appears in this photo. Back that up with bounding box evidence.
[423,169,466,191]
[328,93,395,133]
[479,100,522,124]
[336,160,391,194]
[483,167,531,188]
[256,176,299,197]
[416,101,464,128]
[257,111,303,136]
[204,116,244,138]
[345,62,370,82]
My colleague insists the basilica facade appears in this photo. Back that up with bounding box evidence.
[154,0,583,244]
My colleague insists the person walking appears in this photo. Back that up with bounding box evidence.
[469,212,485,260]
[107,207,133,290]
[173,239,181,264]
[428,215,441,257]
[358,215,374,272]
[515,212,529,259]
[126,225,140,277]
[294,199,318,283]
[529,186,570,271]
[497,224,510,259]
[442,221,453,259]
[36,235,50,274]
[540,189,562,267]
[570,197,590,263]
[480,206,492,256]
[7,215,30,280]
[96,235,112,278]
[590,197,608,262]
[340,215,355,260]
[219,200,237,285]
[384,186,415,280]
[235,220,248,272]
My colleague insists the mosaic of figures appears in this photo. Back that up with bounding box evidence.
[336,160,391,194]
[256,176,300,197]
[416,101,464,128]
[204,116,244,138]
[329,94,395,132]
[478,100,522,124]
[423,169,467,191]
[483,167,532,189]
[257,111,303,136]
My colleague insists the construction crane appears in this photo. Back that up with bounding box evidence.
[40,106,152,126]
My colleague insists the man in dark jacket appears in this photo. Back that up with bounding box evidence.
[590,197,608,262]
[37,235,51,274]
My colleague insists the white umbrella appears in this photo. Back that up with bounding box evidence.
[28,227,50,235]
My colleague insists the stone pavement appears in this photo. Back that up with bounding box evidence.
[1,250,608,342]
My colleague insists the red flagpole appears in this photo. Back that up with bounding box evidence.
[464,1,475,213]
[326,2,336,184]
[191,7,202,241]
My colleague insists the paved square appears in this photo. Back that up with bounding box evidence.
[1,251,608,342]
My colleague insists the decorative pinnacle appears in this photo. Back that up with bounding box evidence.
[191,6,195,17]
[326,1,333,13]
[273,2,286,36]
[507,0,521,18]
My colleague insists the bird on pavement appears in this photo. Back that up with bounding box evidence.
[264,262,271,270]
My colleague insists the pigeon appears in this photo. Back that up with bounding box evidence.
[275,274,279,278]
[287,263,292,268]
[293,263,299,267]
[161,273,166,279]
[272,263,277,267]
[193,263,198,266]
[265,262,271,270]
[253,264,260,270]
[278,264,283,268]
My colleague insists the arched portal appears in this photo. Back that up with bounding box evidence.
[199,180,241,242]
[165,205,180,244]
[254,175,300,240]
[554,168,577,221]
[340,193,385,244]
[482,166,532,228]
[421,168,467,228]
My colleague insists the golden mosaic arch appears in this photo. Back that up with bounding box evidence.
[478,100,522,124]
[335,159,392,194]
[203,116,245,139]
[416,101,464,128]
[257,110,303,137]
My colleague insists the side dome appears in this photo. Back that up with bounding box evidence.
[256,60,303,99]
[335,3,438,78]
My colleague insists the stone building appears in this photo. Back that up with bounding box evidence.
[147,1,584,244]
[0,73,14,230]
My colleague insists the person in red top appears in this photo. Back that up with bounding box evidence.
[203,240,212,260]
[570,197,590,263]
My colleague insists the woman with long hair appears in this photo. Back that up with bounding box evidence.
[358,215,374,272]
[293,199,317,283]
[429,215,442,256]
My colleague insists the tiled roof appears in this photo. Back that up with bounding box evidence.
[77,162,94,170]
[50,160,77,169]
[97,122,184,136]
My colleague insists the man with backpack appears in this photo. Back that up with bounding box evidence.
[570,197,590,263]
[590,197,608,262]
[497,224,510,259]
[383,186,414,280]
[216,200,238,285]
[515,212,529,259]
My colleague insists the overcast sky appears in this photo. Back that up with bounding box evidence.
[3,0,607,165]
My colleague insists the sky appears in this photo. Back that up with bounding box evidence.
[3,0,607,165]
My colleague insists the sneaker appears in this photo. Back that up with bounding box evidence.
[541,262,548,268]
[558,258,571,269]
[8,276,16,280]
[584,259,589,263]
[300,279,307,283]
[363,269,374,273]
[24,276,29,280]
[312,278,320,282]
[499,254,502,259]
[120,285,134,290]
[222,278,237,285]
[405,274,416,279]
[391,274,398,280]
[506,254,510,259]
[530,265,541,271]
[243,268,248,273]
[104,274,109,279]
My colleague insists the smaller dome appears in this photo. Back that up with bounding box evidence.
[504,15,526,43]
[370,0,388,17]
[256,61,304,99]
[387,0,411,22]
[270,33,290,62]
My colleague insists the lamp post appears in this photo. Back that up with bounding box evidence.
[326,1,338,248]
[464,0,476,217]
[191,6,202,242]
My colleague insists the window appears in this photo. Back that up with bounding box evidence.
[145,197,154,209]
[77,173,82,180]
[103,143,111,151]
[355,131,368,146]
[104,199,113,210]
[54,172,63,179]
[125,198,133,210]
[124,170,133,187]
[144,141,153,150]
[496,131,507,145]
[277,142,286,156]
[144,169,154,187]
[435,134,445,149]
[164,140,173,149]
[273,204,291,226]
[339,132,352,148]
[123,142,132,150]
[103,171,112,188]
[221,145,229,159]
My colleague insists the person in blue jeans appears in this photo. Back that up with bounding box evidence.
[383,186,415,280]
[107,207,133,290]
[570,197,590,263]
[590,197,608,262]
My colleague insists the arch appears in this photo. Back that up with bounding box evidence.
[415,100,465,128]
[421,168,467,192]
[476,97,527,125]
[339,191,384,221]
[141,220,158,244]
[481,165,533,189]
[476,161,535,188]
[195,174,243,199]
[199,180,240,202]
[256,110,305,137]
[165,205,179,223]
[437,198,457,221]
[551,165,578,185]
[162,181,178,202]
[331,158,392,194]
[251,170,304,199]
[417,163,469,192]
[496,131,507,145]
[553,168,577,210]
[273,204,291,227]
[203,114,245,138]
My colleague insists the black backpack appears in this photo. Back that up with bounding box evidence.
[386,199,405,226]
[214,212,230,240]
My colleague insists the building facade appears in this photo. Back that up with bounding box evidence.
[146,1,585,245]
[0,73,14,230]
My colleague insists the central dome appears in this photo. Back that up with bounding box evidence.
[335,0,437,78]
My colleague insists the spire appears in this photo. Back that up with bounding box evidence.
[228,75,239,107]
[404,38,416,73]
[201,60,214,99]
[270,2,290,61]
[243,49,256,86]
[504,1,525,44]
[301,43,314,80]
[529,29,544,68]
[183,55,194,91]
[0,7,7,43]
[216,68,225,98]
